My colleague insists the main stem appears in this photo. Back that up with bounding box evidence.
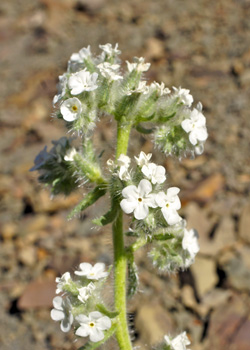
[112,122,133,350]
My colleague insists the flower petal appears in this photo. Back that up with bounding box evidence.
[96,316,112,330]
[120,198,137,214]
[51,309,64,321]
[138,179,152,196]
[89,328,104,342]
[75,325,90,337]
[134,202,149,220]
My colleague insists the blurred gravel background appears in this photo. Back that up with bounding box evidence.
[1,0,250,349]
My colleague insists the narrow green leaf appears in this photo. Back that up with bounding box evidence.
[153,233,175,241]
[92,205,118,226]
[96,303,119,318]
[135,124,155,134]
[67,185,107,219]
[77,323,117,350]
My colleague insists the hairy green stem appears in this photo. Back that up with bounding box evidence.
[112,122,133,350]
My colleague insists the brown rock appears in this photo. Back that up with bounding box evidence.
[18,278,56,309]
[191,256,218,297]
[135,300,175,345]
[206,293,248,350]
[239,203,250,244]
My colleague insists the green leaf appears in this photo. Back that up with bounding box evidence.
[125,230,140,237]
[92,205,118,226]
[77,323,117,350]
[153,233,175,241]
[96,303,119,318]
[67,185,107,219]
[157,111,176,123]
[135,124,155,134]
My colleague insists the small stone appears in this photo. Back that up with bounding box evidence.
[18,246,37,266]
[135,301,175,345]
[191,256,218,297]
[239,203,250,244]
[181,285,197,310]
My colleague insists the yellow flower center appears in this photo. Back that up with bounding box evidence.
[72,105,78,111]
[89,322,95,327]
[138,197,142,202]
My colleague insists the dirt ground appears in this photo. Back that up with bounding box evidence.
[1,0,250,349]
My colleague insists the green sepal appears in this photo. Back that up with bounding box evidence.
[77,323,117,350]
[67,185,107,219]
[125,231,140,237]
[92,205,118,226]
[96,303,119,319]
[157,111,176,123]
[135,124,155,134]
[153,233,175,241]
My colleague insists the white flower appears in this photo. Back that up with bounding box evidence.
[126,81,149,95]
[120,179,157,220]
[75,311,111,342]
[68,69,98,95]
[74,262,108,280]
[164,332,191,350]
[99,43,121,57]
[141,163,166,184]
[126,57,150,73]
[97,62,123,81]
[64,148,78,161]
[60,97,82,122]
[172,86,193,107]
[117,154,131,168]
[70,45,92,63]
[181,103,208,146]
[51,296,73,333]
[134,151,152,166]
[78,282,96,303]
[182,228,199,267]
[155,187,182,225]
[117,154,131,181]
[150,82,171,96]
[53,74,68,106]
[55,272,71,294]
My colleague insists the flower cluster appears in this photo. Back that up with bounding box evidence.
[51,262,113,343]
[112,152,199,272]
[52,43,207,156]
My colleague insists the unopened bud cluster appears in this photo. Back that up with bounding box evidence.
[51,262,115,343]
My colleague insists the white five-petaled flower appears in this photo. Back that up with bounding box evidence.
[141,162,166,185]
[75,311,111,342]
[134,151,152,166]
[126,81,149,95]
[120,179,157,220]
[70,45,92,63]
[182,228,199,267]
[117,154,131,181]
[51,296,73,333]
[172,86,193,107]
[181,103,208,146]
[64,148,78,162]
[126,57,151,73]
[60,97,82,122]
[150,82,171,96]
[55,272,71,294]
[164,332,191,350]
[155,187,182,225]
[68,69,98,95]
[99,43,121,57]
[97,62,123,81]
[74,262,108,280]
[77,282,96,303]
